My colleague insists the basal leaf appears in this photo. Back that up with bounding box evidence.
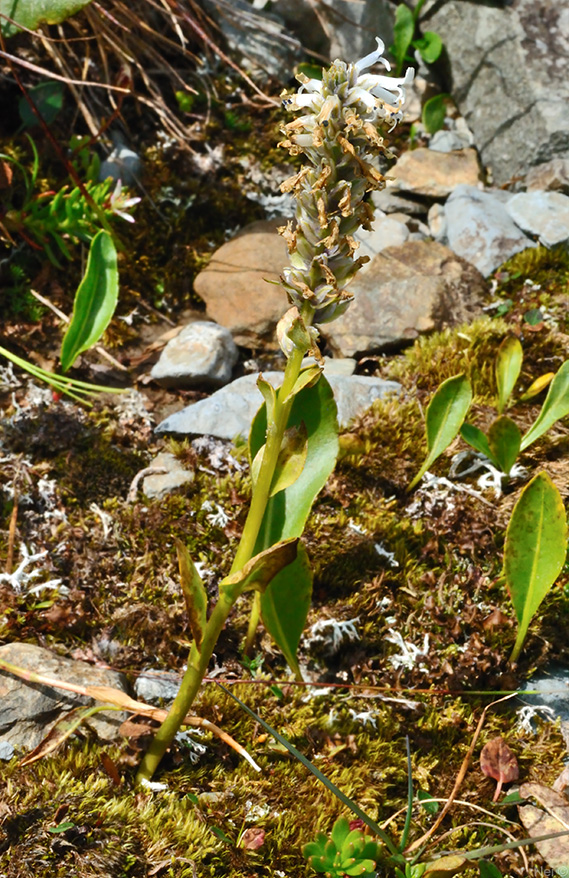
[1,0,94,37]
[422,94,447,135]
[461,422,496,465]
[487,416,521,474]
[60,230,118,372]
[495,336,523,413]
[521,360,569,450]
[414,31,443,64]
[504,471,568,662]
[260,543,312,680]
[478,861,503,878]
[409,374,472,490]
[176,540,207,651]
[392,3,415,71]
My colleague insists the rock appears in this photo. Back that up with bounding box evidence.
[526,158,569,194]
[150,321,239,389]
[142,452,194,500]
[302,357,356,376]
[202,0,302,80]
[99,134,142,185]
[193,219,289,349]
[276,0,394,62]
[356,216,410,264]
[427,203,446,240]
[322,240,487,357]
[134,669,181,706]
[507,191,569,248]
[391,148,484,199]
[442,185,536,278]
[429,129,470,153]
[416,0,569,184]
[371,187,429,217]
[521,664,569,743]
[0,642,129,752]
[156,372,401,440]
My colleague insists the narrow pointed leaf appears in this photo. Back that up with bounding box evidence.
[521,361,569,450]
[495,336,523,413]
[60,230,118,372]
[282,365,322,404]
[176,539,207,651]
[488,416,521,474]
[504,472,568,662]
[256,375,276,425]
[460,423,497,465]
[219,538,299,602]
[260,543,312,679]
[270,423,308,496]
[409,374,472,490]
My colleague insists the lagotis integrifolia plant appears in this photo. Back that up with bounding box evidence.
[135,38,413,786]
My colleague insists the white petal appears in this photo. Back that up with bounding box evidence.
[298,78,324,94]
[345,87,377,111]
[354,37,390,74]
[293,94,321,110]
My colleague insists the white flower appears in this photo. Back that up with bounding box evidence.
[108,178,141,223]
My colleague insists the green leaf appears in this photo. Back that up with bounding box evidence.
[19,81,64,128]
[504,471,568,662]
[48,822,76,834]
[60,230,118,372]
[219,538,299,602]
[479,861,503,878]
[422,94,447,135]
[270,423,308,496]
[260,544,312,679]
[460,423,496,465]
[283,365,322,403]
[256,375,276,425]
[495,336,523,413]
[392,4,415,72]
[176,540,207,651]
[413,31,443,64]
[418,789,439,815]
[1,0,94,37]
[423,855,468,877]
[487,416,521,475]
[521,361,569,450]
[331,816,351,851]
[249,376,339,669]
[409,374,472,490]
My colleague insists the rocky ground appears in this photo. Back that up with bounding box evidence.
[2,1,569,876]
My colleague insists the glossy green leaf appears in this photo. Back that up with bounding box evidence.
[521,361,569,450]
[504,471,568,662]
[495,336,523,413]
[413,31,443,64]
[488,416,521,474]
[260,544,312,682]
[249,375,339,668]
[331,816,350,851]
[219,538,299,603]
[60,230,118,372]
[176,540,207,651]
[270,423,308,496]
[460,423,496,466]
[409,374,472,489]
[478,861,503,878]
[422,94,447,135]
[392,3,415,71]
[1,0,94,37]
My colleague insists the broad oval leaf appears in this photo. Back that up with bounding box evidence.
[495,336,523,413]
[60,230,118,372]
[392,3,415,70]
[488,416,521,475]
[260,547,312,679]
[414,31,443,64]
[521,360,569,450]
[1,0,94,37]
[478,861,503,878]
[422,94,447,135]
[504,471,568,662]
[176,540,207,651]
[409,373,472,490]
[423,855,468,877]
[461,422,496,466]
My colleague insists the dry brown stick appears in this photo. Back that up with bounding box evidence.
[0,656,261,771]
[404,692,518,855]
[5,469,20,575]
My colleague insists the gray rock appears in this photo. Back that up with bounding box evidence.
[0,643,129,751]
[302,357,356,376]
[371,187,429,217]
[322,240,487,357]
[526,158,569,193]
[391,148,483,199]
[356,216,409,263]
[156,372,401,440]
[427,203,446,240]
[150,321,239,389]
[521,664,569,744]
[134,669,181,706]
[142,452,194,500]
[507,191,569,248]
[99,133,142,185]
[415,0,569,184]
[429,130,470,153]
[442,185,536,277]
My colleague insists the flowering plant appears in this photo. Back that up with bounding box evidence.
[135,38,413,785]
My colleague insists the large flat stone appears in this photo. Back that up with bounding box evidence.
[156,372,401,440]
[391,148,483,199]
